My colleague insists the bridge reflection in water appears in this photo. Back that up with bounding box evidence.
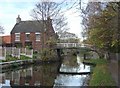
[0,55,93,87]
[54,55,92,87]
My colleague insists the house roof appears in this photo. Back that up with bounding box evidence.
[2,35,11,44]
[58,32,78,39]
[11,21,43,34]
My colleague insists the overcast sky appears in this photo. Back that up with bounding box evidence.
[0,0,88,39]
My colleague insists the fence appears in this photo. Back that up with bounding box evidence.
[0,47,33,60]
[20,48,33,58]
[0,47,6,60]
[57,43,81,48]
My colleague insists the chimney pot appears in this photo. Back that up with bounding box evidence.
[16,15,21,23]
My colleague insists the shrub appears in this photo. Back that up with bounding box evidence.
[5,55,18,61]
[40,48,57,61]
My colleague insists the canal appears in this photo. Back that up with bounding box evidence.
[0,54,93,87]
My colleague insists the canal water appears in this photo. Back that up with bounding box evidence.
[0,55,92,87]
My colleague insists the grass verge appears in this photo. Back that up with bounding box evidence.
[20,55,32,60]
[2,55,18,62]
[1,55,32,62]
[83,59,116,86]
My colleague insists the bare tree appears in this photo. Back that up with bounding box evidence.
[31,0,70,32]
[31,0,70,49]
[0,26,4,34]
[53,14,69,33]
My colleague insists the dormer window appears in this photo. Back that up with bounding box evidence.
[36,32,40,41]
[15,33,20,41]
[26,33,30,41]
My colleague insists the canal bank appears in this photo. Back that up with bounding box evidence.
[83,59,117,87]
[1,59,33,69]
[0,59,61,73]
[0,54,94,87]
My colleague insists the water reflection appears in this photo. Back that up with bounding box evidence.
[0,54,92,87]
[54,55,91,87]
[0,63,59,87]
[60,55,91,73]
[0,73,11,87]
[54,74,89,87]
[60,64,90,73]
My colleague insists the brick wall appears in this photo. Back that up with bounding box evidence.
[11,20,56,51]
[30,32,42,51]
[11,32,42,51]
[11,34,15,43]
[21,32,25,47]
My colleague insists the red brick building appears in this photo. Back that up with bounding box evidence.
[11,15,57,51]
[1,35,11,47]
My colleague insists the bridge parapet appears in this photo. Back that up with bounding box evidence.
[57,43,81,48]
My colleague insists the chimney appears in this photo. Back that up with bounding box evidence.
[16,15,21,23]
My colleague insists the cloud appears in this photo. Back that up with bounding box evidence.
[0,1,35,35]
[64,7,82,38]
[0,0,88,39]
[0,0,38,3]
[0,0,79,3]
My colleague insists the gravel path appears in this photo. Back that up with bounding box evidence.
[108,60,119,87]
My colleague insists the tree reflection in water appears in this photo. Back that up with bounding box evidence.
[1,63,59,86]
[54,54,91,87]
[1,55,92,87]
[60,54,91,73]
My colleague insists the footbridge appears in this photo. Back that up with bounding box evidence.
[55,43,91,60]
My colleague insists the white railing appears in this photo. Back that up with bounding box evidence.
[0,47,33,60]
[0,47,6,60]
[57,43,81,48]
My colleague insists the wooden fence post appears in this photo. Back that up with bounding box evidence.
[25,48,26,55]
[31,49,33,58]
[12,47,15,57]
[18,48,20,59]
[4,47,6,60]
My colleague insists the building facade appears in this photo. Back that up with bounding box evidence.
[57,32,81,48]
[58,32,79,43]
[11,15,56,51]
[2,35,11,47]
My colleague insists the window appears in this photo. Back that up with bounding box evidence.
[26,33,30,41]
[15,33,20,41]
[36,32,40,41]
